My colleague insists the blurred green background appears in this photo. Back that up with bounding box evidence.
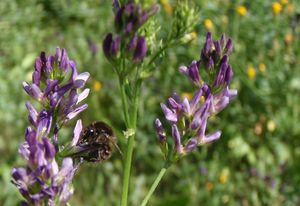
[1,0,300,205]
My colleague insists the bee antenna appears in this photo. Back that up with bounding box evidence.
[113,142,123,158]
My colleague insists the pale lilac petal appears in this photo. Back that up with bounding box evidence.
[154,118,166,143]
[65,104,88,121]
[172,125,183,154]
[26,102,38,126]
[160,103,177,122]
[71,119,82,146]
[199,131,221,145]
[179,66,188,76]
[77,89,90,104]
[182,98,191,116]
[74,72,90,88]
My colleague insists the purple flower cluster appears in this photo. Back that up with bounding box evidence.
[103,1,159,63]
[155,32,237,161]
[12,48,90,205]
[179,32,237,114]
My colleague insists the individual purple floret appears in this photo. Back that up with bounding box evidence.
[12,48,90,205]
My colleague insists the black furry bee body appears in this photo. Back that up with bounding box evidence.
[77,121,117,162]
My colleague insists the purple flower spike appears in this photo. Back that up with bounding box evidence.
[155,32,236,162]
[13,47,89,205]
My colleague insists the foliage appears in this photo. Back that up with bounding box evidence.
[0,0,300,205]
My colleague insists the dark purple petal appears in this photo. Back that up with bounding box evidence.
[133,36,147,62]
[225,64,233,84]
[115,6,125,32]
[111,35,120,56]
[42,138,56,160]
[214,41,222,60]
[203,32,213,55]
[220,33,226,48]
[188,61,201,83]
[103,33,113,58]
[224,38,233,55]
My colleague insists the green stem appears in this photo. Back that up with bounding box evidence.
[120,84,140,206]
[140,167,168,206]
[120,131,135,206]
[119,79,130,128]
[148,42,170,65]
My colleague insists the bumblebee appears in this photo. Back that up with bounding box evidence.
[77,121,121,162]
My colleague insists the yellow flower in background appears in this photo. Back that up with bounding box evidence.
[182,32,198,43]
[280,0,288,5]
[272,2,282,15]
[190,32,197,40]
[222,195,230,203]
[160,0,172,15]
[247,66,256,79]
[219,168,229,184]
[181,92,193,100]
[93,80,102,91]
[267,120,276,132]
[236,5,247,16]
[285,33,293,45]
[206,182,214,191]
[287,4,295,14]
[254,122,263,136]
[204,19,214,30]
[258,63,266,73]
